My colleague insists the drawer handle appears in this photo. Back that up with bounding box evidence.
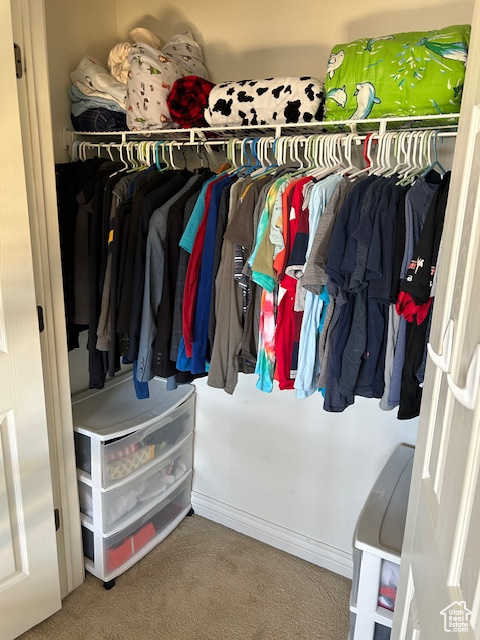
[142,416,173,439]
[447,344,480,410]
[427,319,454,373]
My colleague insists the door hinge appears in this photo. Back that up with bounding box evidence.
[37,306,44,333]
[54,508,60,532]
[14,43,23,79]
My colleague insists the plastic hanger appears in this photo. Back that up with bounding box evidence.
[376,132,396,176]
[106,142,116,162]
[404,130,431,183]
[157,141,173,172]
[421,130,446,177]
[386,131,409,178]
[348,132,375,179]
[125,141,141,173]
[401,130,430,185]
[396,131,418,185]
[154,141,165,171]
[247,138,262,174]
[236,137,255,175]
[325,133,345,174]
[339,133,361,176]
[273,136,287,167]
[308,134,331,179]
[105,142,130,179]
[250,137,277,177]
[71,140,82,161]
[168,141,180,170]
[287,135,310,177]
[384,132,403,178]
[225,138,239,171]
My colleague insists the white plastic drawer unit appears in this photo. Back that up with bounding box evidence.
[72,375,195,489]
[82,474,192,581]
[78,436,193,535]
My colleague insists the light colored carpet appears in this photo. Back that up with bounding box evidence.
[20,515,352,640]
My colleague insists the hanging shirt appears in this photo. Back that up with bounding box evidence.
[191,176,235,374]
[182,174,231,358]
[152,172,213,379]
[136,175,201,383]
[275,176,313,390]
[388,173,441,407]
[250,177,289,292]
[294,174,342,398]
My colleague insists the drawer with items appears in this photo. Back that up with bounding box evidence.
[73,375,195,489]
[72,374,196,586]
[82,473,192,581]
[78,435,193,535]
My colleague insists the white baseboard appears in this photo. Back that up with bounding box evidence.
[191,491,353,579]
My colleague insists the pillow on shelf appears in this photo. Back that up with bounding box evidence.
[108,27,163,84]
[126,31,208,131]
[323,24,470,121]
[204,77,324,128]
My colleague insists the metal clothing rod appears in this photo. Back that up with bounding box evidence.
[63,113,460,151]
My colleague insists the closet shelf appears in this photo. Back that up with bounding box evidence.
[63,113,460,147]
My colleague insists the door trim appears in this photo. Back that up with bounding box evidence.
[14,0,84,597]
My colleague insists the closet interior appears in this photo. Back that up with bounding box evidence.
[42,0,474,591]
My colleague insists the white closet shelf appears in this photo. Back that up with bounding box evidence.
[63,113,460,147]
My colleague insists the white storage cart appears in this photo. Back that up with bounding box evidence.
[72,375,195,589]
[349,444,414,640]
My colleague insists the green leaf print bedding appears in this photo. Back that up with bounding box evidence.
[323,24,470,121]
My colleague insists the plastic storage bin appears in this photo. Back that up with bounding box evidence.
[78,435,193,534]
[72,374,195,585]
[73,376,194,488]
[349,444,414,640]
[82,474,192,580]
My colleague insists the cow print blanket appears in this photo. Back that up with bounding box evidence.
[204,77,324,127]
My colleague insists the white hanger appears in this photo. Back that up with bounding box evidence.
[348,132,376,179]
[71,140,82,161]
[385,132,407,178]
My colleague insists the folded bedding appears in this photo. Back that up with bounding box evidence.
[71,56,128,110]
[324,24,470,121]
[69,85,125,117]
[204,76,324,127]
[167,75,215,128]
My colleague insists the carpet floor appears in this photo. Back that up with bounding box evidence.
[20,515,352,640]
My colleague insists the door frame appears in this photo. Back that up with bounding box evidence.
[13,0,84,597]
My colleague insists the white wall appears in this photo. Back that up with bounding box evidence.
[44,0,118,161]
[193,376,417,575]
[44,0,474,575]
[44,1,128,394]
[115,0,474,82]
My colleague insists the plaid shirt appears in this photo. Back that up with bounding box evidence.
[71,108,127,132]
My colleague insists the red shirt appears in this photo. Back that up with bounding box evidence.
[182,177,223,357]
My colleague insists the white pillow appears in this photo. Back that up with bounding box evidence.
[126,32,208,131]
[108,28,163,84]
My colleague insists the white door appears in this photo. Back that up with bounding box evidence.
[393,1,480,638]
[0,0,61,638]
